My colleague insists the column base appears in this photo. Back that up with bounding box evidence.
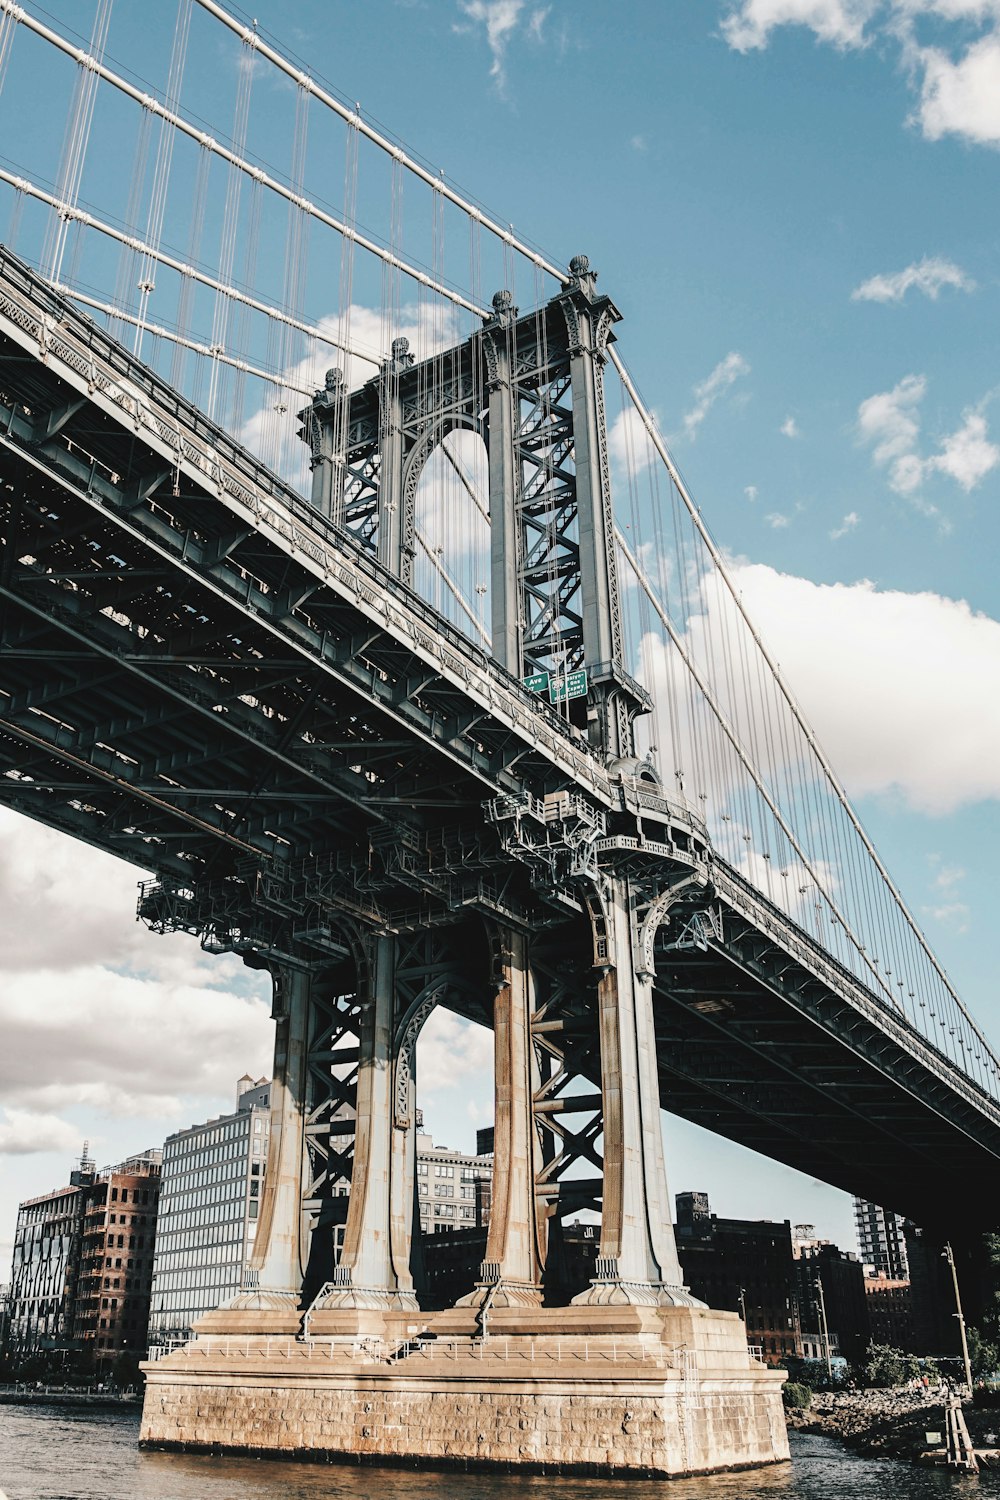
[311,1273,419,1313]
[224,1287,300,1313]
[571,1259,705,1309]
[454,1275,543,1310]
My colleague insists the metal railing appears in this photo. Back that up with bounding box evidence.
[178,1333,701,1370]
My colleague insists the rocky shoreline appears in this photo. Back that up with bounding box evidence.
[788,1389,1000,1464]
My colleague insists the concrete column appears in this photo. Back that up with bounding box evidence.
[458,929,542,1308]
[236,965,311,1308]
[574,877,699,1307]
[314,935,418,1310]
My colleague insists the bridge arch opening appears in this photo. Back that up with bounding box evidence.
[408,421,491,649]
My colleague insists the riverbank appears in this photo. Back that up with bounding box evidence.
[0,1385,140,1409]
[788,1389,1000,1464]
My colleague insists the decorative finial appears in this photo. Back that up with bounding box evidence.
[569,253,590,276]
[391,336,410,360]
[324,367,344,390]
[492,289,514,315]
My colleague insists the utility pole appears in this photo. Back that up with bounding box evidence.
[943,1242,974,1394]
[816,1273,833,1381]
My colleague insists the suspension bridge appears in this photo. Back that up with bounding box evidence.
[0,0,996,1476]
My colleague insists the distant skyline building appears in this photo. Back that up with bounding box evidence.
[148,1075,270,1350]
[853,1196,909,1281]
[73,1151,161,1366]
[7,1179,87,1362]
[416,1127,492,1236]
[674,1191,802,1366]
[5,1144,160,1370]
[793,1225,870,1366]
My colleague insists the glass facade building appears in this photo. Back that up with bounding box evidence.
[7,1181,87,1361]
[853,1195,910,1281]
[148,1077,270,1349]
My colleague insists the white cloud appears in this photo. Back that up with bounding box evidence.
[745,484,759,501]
[682,352,750,441]
[896,2,1000,18]
[932,409,1000,489]
[852,255,975,302]
[923,858,970,929]
[725,0,1000,152]
[417,1008,493,1125]
[916,33,1000,144]
[609,404,660,474]
[0,807,272,1119]
[858,375,999,498]
[630,133,648,152]
[724,565,1000,815]
[830,510,860,538]
[0,1109,81,1157]
[858,373,927,493]
[456,0,549,89]
[765,510,791,527]
[721,0,879,51]
[0,963,272,1118]
[780,415,800,438]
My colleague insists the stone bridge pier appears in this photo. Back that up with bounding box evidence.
[141,894,788,1476]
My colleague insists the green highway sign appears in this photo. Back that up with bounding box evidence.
[549,670,588,703]
[522,672,550,695]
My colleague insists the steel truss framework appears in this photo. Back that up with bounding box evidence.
[1,248,999,1319]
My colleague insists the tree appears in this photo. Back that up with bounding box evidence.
[968,1327,1000,1382]
[863,1343,922,1388]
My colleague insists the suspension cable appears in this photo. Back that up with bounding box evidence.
[611,346,997,1059]
[0,164,384,369]
[192,0,563,285]
[0,0,487,318]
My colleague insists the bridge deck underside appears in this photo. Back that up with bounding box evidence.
[648,939,1000,1233]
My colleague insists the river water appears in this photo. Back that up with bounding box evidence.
[0,1405,996,1500]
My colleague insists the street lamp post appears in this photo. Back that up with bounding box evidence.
[816,1274,834,1381]
[943,1242,974,1394]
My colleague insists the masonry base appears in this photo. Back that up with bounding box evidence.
[140,1306,789,1477]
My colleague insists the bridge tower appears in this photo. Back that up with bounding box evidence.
[222,257,691,1320]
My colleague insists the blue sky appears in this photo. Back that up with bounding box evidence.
[2,0,1000,1271]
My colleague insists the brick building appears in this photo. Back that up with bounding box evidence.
[5,1146,160,1371]
[73,1151,161,1368]
[674,1192,802,1366]
[864,1273,915,1350]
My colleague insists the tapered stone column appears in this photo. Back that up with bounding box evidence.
[574,877,699,1306]
[314,934,418,1309]
[459,928,543,1308]
[232,965,311,1310]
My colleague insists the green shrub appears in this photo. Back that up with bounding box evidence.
[783,1381,813,1410]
